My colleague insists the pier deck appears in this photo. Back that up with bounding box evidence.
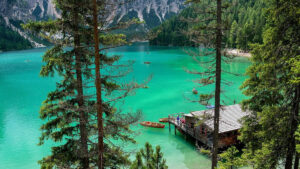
[168,105,249,149]
[168,113,213,148]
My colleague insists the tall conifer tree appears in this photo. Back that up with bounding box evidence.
[130,142,168,169]
[240,0,300,168]
[24,0,92,168]
[184,0,230,168]
[25,0,146,168]
[91,0,104,168]
[87,0,146,168]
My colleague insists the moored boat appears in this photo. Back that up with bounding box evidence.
[140,121,165,128]
[144,61,151,64]
[159,118,169,123]
[206,105,215,109]
[192,88,198,94]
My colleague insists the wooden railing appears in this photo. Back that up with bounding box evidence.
[168,113,213,148]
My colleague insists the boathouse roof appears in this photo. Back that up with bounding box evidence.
[184,104,248,134]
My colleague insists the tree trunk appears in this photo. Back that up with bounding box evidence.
[285,86,300,169]
[211,0,222,168]
[74,9,89,169]
[294,153,299,169]
[92,0,104,168]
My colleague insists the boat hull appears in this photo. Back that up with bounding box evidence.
[140,121,165,128]
[159,118,169,123]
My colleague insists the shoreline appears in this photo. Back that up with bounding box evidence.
[1,43,252,59]
[225,49,251,58]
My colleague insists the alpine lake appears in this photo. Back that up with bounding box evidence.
[0,42,250,169]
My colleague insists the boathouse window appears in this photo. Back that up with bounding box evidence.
[191,122,195,129]
[200,125,202,134]
[200,125,205,135]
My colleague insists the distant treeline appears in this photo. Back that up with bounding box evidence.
[0,16,32,51]
[149,0,266,51]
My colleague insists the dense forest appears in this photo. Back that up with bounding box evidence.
[0,16,32,51]
[0,0,299,168]
[149,0,266,51]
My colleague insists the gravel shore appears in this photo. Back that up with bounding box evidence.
[225,49,251,58]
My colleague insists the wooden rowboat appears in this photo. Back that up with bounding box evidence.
[193,90,198,94]
[140,121,165,128]
[159,118,169,123]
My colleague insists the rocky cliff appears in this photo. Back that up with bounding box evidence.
[0,0,58,21]
[113,0,185,29]
[0,0,186,48]
[0,0,58,48]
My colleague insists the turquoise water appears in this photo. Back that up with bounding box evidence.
[0,43,250,169]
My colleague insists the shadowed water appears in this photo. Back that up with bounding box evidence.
[0,42,250,169]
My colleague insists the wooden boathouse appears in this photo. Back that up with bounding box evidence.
[168,104,248,149]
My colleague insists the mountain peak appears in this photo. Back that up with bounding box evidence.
[114,0,185,29]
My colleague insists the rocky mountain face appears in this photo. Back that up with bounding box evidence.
[0,0,58,21]
[111,0,186,40]
[113,0,185,29]
[0,0,186,48]
[0,0,59,47]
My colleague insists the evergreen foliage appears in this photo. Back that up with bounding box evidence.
[24,0,144,168]
[297,126,300,153]
[182,0,229,168]
[239,0,300,168]
[149,6,196,46]
[149,0,266,51]
[218,147,244,169]
[25,1,94,167]
[0,16,32,51]
[130,142,168,169]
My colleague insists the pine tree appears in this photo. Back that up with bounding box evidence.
[228,20,238,48]
[130,142,168,169]
[297,126,300,153]
[24,0,146,168]
[152,146,168,169]
[183,0,232,168]
[149,0,266,50]
[240,0,300,168]
[91,0,104,168]
[87,0,147,168]
[218,146,244,169]
[213,1,222,167]
[24,0,92,168]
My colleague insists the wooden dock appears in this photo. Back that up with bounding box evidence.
[168,113,213,148]
[167,105,248,149]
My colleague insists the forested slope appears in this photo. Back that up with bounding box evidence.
[149,0,266,51]
[0,16,32,51]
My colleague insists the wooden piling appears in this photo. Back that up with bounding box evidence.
[175,126,176,135]
[168,116,171,133]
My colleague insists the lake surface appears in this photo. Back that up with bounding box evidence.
[0,43,250,169]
